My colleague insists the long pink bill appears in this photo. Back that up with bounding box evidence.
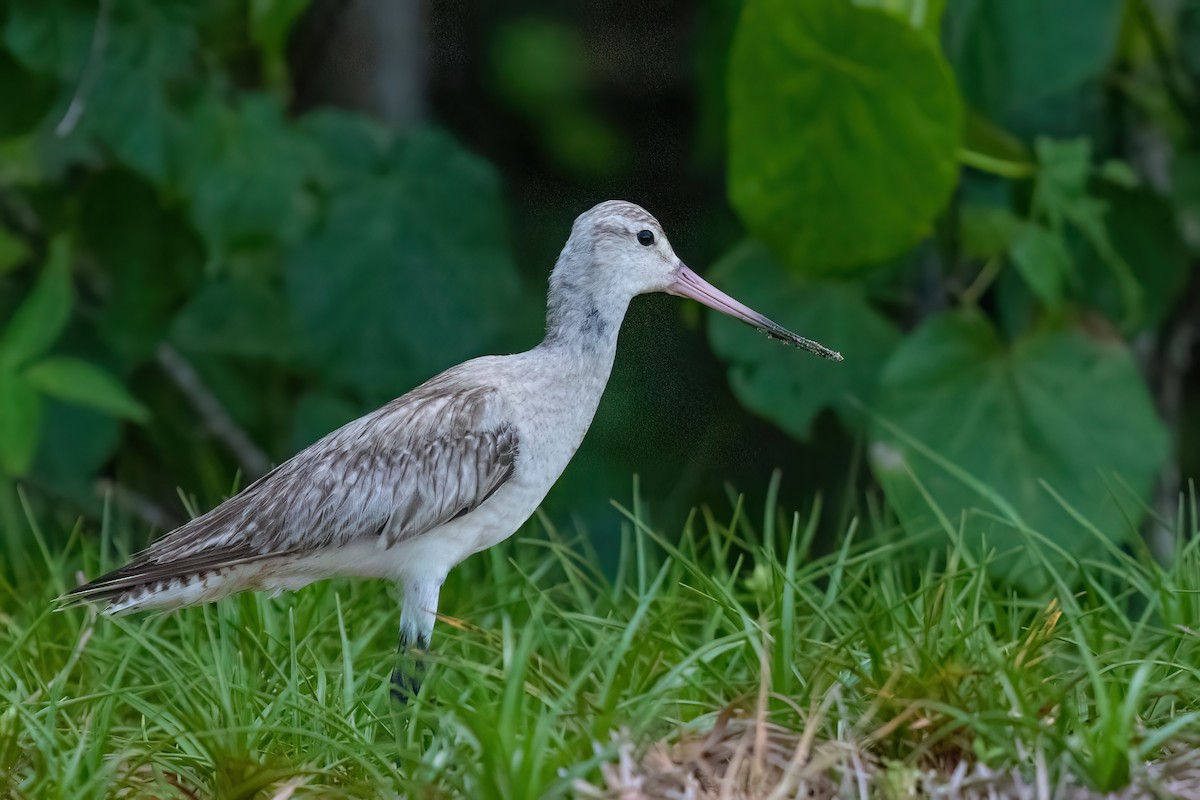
[668,265,843,361]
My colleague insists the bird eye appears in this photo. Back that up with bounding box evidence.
[637,230,655,246]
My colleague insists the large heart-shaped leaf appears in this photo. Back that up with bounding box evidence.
[708,241,900,439]
[943,0,1123,125]
[286,128,528,403]
[727,0,961,273]
[852,0,947,35]
[869,311,1167,583]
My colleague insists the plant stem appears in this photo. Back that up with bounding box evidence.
[156,344,270,479]
[958,148,1037,180]
[960,256,1002,308]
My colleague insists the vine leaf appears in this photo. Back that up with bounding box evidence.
[869,310,1167,585]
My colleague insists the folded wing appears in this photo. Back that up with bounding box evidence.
[61,378,519,606]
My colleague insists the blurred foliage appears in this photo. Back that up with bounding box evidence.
[708,241,902,438]
[715,0,1198,578]
[0,237,146,476]
[870,311,1166,584]
[0,0,1197,584]
[728,0,961,272]
[0,0,532,510]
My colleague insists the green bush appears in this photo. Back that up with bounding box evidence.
[0,0,1197,583]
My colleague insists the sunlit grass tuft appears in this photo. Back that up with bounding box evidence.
[1,476,1198,798]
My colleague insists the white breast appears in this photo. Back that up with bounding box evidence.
[285,344,618,590]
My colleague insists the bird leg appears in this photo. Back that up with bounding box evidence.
[390,578,440,703]
[390,628,429,704]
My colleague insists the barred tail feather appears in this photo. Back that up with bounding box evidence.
[56,547,274,614]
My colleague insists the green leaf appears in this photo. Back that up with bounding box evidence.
[489,20,628,179]
[1033,138,1143,329]
[1008,223,1070,311]
[869,311,1167,584]
[0,136,42,187]
[1177,0,1200,83]
[958,206,1023,260]
[943,0,1123,123]
[1077,187,1191,330]
[23,357,149,423]
[1033,137,1091,224]
[707,241,901,439]
[79,170,204,360]
[1171,149,1200,252]
[1,0,94,80]
[286,128,528,403]
[31,398,121,494]
[299,110,394,178]
[491,19,586,110]
[727,0,961,273]
[177,94,319,252]
[0,370,41,475]
[0,236,72,369]
[0,228,30,276]
[67,3,195,182]
[248,0,310,85]
[170,281,295,360]
[963,110,1032,163]
[960,110,1036,178]
[852,0,947,36]
[540,109,629,180]
[1097,159,1138,189]
[0,48,57,138]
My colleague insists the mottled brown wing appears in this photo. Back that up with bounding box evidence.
[62,379,518,603]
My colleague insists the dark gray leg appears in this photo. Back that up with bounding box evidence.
[390,629,429,703]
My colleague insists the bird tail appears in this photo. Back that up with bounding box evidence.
[56,548,271,615]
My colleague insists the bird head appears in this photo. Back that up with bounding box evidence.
[553,201,842,360]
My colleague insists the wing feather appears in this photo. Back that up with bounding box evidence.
[61,375,519,604]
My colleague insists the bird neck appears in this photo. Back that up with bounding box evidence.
[539,272,629,361]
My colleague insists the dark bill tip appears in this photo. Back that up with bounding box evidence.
[668,265,843,361]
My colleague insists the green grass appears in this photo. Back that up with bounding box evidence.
[1,476,1199,798]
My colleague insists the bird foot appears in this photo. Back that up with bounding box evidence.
[390,655,427,704]
[389,668,421,704]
